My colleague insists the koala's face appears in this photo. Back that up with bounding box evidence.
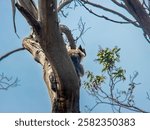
[66,44,86,62]
[78,45,86,56]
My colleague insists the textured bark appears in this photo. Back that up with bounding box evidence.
[17,0,81,112]
[38,0,80,112]
[124,0,150,38]
[22,38,57,112]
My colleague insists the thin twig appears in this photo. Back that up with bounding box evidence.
[75,18,91,42]
[146,92,150,101]
[59,24,76,49]
[0,74,20,90]
[57,0,73,12]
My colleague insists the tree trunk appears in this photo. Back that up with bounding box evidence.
[124,0,150,38]
[38,0,80,112]
[17,0,80,112]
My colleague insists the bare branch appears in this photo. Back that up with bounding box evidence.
[16,2,40,35]
[77,0,139,27]
[17,0,38,20]
[11,0,38,37]
[85,102,100,113]
[0,47,25,62]
[57,0,73,12]
[75,18,91,43]
[146,92,150,101]
[0,73,20,90]
[87,86,147,112]
[59,24,76,49]
[111,0,127,9]
[11,0,20,38]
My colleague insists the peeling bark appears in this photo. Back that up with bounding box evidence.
[16,0,83,112]
[23,35,81,112]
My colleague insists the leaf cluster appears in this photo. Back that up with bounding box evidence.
[96,47,120,72]
[83,47,147,112]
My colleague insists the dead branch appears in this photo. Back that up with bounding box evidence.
[87,86,147,113]
[78,0,139,27]
[0,47,25,62]
[57,0,73,12]
[15,2,40,35]
[78,0,150,42]
[17,0,38,20]
[59,24,76,49]
[75,18,91,43]
[11,0,20,38]
[11,0,38,37]
[111,0,127,9]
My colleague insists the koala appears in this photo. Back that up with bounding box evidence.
[66,45,86,77]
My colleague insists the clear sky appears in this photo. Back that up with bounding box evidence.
[0,0,150,112]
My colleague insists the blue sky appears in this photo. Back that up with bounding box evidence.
[0,1,150,112]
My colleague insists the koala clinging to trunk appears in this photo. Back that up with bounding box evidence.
[49,44,86,92]
[66,45,86,77]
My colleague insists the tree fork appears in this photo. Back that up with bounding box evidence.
[17,0,81,112]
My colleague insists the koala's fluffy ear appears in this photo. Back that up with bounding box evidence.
[78,45,86,56]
